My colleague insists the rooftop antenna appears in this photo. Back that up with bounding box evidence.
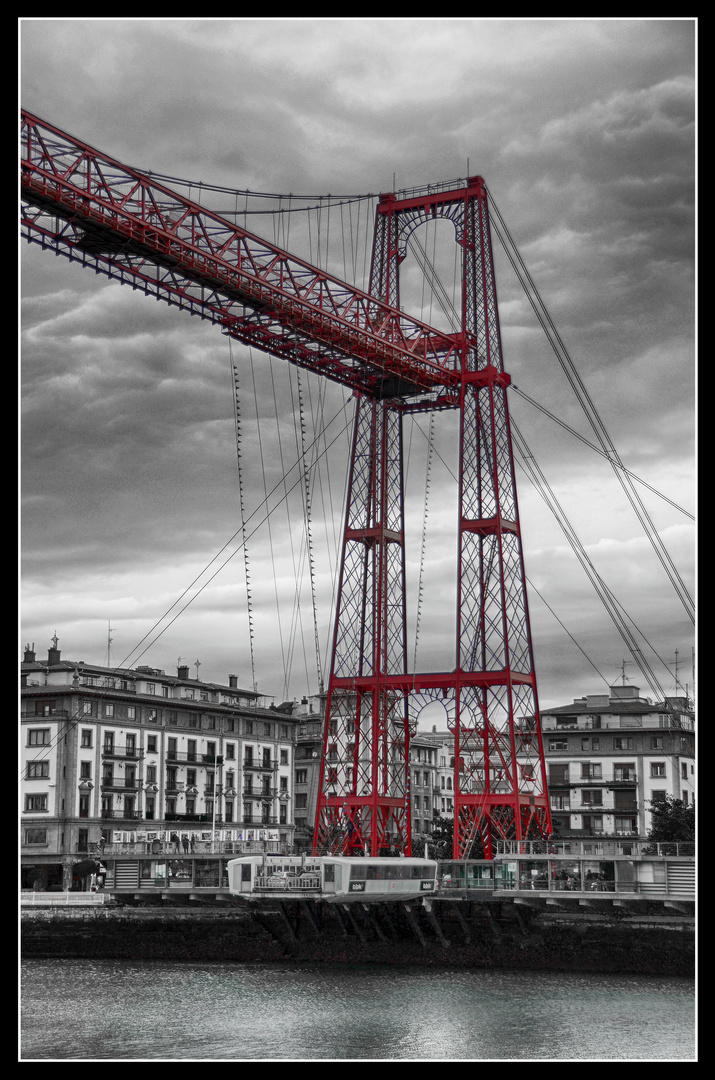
[106,620,114,668]
[618,659,633,685]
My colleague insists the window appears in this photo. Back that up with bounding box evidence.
[28,728,50,746]
[581,763,602,780]
[127,706,136,720]
[126,734,136,756]
[24,828,47,845]
[146,765,157,784]
[80,761,92,779]
[295,794,308,809]
[280,749,288,765]
[245,720,253,735]
[614,763,636,781]
[147,736,157,753]
[581,789,603,806]
[549,764,569,785]
[264,723,272,737]
[26,761,50,778]
[146,683,155,695]
[614,789,637,811]
[104,703,114,718]
[650,762,666,777]
[296,769,307,784]
[225,743,235,760]
[35,701,56,716]
[613,737,634,751]
[81,701,93,716]
[25,793,48,812]
[681,763,688,779]
[81,729,93,748]
[548,739,568,751]
[651,790,667,803]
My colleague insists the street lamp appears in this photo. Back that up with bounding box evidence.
[211,755,224,854]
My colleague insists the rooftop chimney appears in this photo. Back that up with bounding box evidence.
[228,674,238,689]
[47,633,61,666]
[177,664,190,680]
[24,643,36,663]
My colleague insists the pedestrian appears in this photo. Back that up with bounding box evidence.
[189,834,195,853]
[181,834,189,854]
[171,831,180,852]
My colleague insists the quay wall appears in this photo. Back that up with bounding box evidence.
[21,901,694,977]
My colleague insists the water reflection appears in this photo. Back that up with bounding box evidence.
[21,960,695,1061]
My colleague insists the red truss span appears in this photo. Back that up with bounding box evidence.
[21,110,461,400]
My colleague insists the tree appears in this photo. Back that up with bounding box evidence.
[647,795,695,842]
[412,816,454,860]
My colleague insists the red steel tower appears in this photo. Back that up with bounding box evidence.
[313,179,552,858]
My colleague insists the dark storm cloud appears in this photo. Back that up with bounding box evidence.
[20,19,695,706]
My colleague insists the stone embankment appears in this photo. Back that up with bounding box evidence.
[21,898,694,976]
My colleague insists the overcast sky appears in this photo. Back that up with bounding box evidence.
[20,18,696,715]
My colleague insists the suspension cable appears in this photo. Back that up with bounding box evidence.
[229,342,257,692]
[486,185,694,625]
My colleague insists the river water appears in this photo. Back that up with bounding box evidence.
[20,959,695,1061]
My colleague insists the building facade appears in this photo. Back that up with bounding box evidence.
[21,639,300,890]
[541,684,695,841]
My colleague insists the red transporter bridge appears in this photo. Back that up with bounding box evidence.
[21,109,552,861]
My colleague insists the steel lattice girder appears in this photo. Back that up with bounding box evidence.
[315,179,552,859]
[313,398,412,856]
[21,109,462,400]
[20,110,552,860]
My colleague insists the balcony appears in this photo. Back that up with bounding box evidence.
[100,778,142,792]
[101,745,144,760]
[243,759,276,772]
[165,751,218,764]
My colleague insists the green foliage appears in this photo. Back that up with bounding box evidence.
[647,795,695,842]
[412,816,454,860]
